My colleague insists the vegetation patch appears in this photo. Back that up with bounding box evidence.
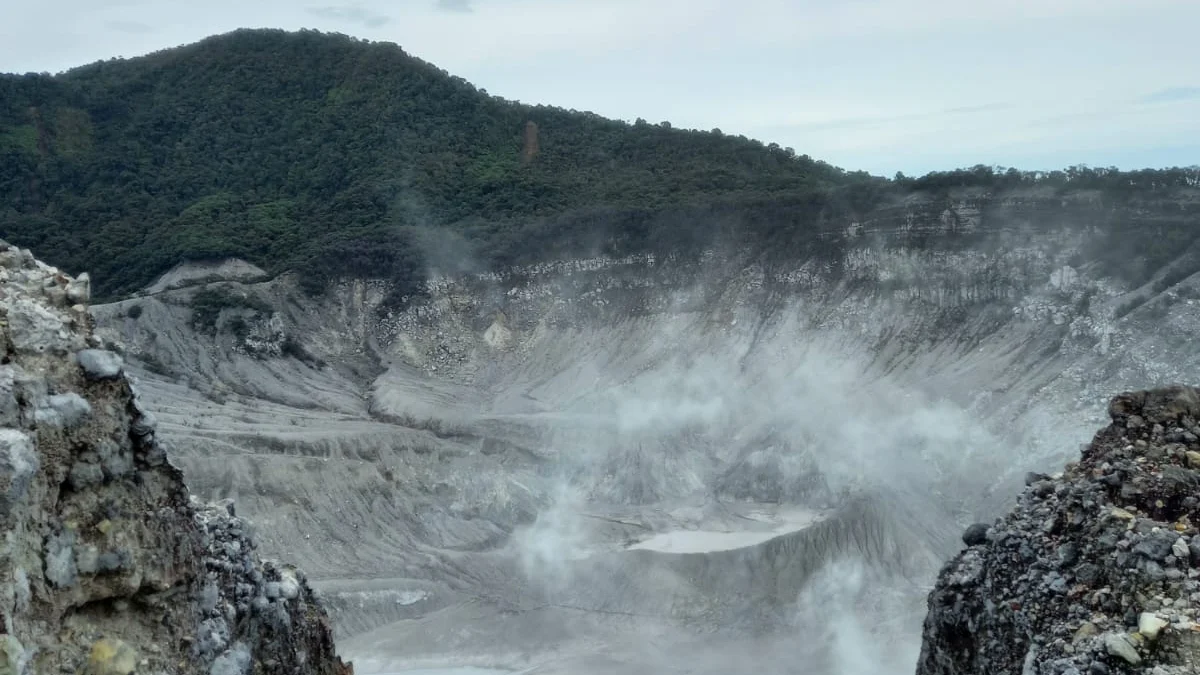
[0,124,38,154]
[0,29,1196,301]
[189,286,272,333]
[137,352,172,377]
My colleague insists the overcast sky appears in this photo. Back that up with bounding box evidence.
[4,0,1198,176]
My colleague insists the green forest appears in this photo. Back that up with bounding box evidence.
[1,29,1197,301]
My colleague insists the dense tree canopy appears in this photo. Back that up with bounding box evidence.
[1,29,1197,299]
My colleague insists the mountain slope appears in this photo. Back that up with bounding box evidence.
[5,29,1197,303]
[0,28,856,299]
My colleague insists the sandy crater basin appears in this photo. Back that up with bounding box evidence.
[625,507,825,553]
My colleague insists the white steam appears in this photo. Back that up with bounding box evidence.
[500,296,1014,673]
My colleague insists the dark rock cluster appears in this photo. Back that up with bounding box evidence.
[192,498,345,674]
[918,386,1200,674]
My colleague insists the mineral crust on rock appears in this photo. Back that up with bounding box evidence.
[0,239,351,674]
[917,386,1200,674]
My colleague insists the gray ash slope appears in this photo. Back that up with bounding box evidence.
[0,240,350,675]
[87,186,1200,674]
[919,386,1200,674]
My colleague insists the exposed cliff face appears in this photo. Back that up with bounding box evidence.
[0,240,350,675]
[918,386,1200,675]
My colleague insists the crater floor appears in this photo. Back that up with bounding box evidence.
[91,206,1200,673]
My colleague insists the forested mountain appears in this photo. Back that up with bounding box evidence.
[1,28,1197,299]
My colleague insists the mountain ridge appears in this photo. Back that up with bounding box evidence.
[2,28,1198,303]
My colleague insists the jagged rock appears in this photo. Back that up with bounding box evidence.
[1025,471,1050,486]
[1103,633,1141,665]
[1133,531,1179,561]
[76,349,124,381]
[0,368,18,427]
[6,297,75,354]
[0,636,24,675]
[209,643,251,675]
[0,430,37,518]
[1138,612,1169,640]
[66,272,91,305]
[35,392,92,428]
[962,523,989,546]
[0,239,352,675]
[1172,537,1190,559]
[918,386,1200,674]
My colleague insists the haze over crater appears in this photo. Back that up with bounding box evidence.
[2,21,1199,675]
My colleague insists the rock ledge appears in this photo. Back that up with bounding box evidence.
[918,386,1200,674]
[0,239,351,674]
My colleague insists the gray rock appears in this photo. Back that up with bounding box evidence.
[6,297,70,354]
[35,393,91,429]
[65,272,90,305]
[44,532,78,588]
[0,635,25,675]
[0,430,38,518]
[209,643,251,675]
[1075,563,1101,585]
[1133,531,1178,561]
[1142,560,1166,582]
[97,440,133,479]
[96,551,125,572]
[195,617,230,659]
[131,412,157,438]
[1172,537,1190,560]
[962,523,990,546]
[13,568,29,612]
[277,573,300,600]
[67,461,104,490]
[76,349,123,381]
[200,583,220,614]
[0,367,19,427]
[1048,575,1068,594]
[1137,612,1168,639]
[76,546,100,574]
[1103,633,1141,665]
[1057,542,1080,567]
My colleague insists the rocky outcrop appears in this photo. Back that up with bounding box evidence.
[917,386,1200,674]
[0,239,350,674]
